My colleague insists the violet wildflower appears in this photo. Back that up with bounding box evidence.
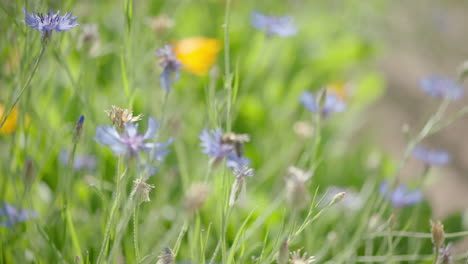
[59,150,96,171]
[157,44,181,92]
[300,90,346,117]
[95,116,172,161]
[420,76,464,101]
[0,203,37,227]
[412,145,450,166]
[379,180,423,208]
[23,8,79,37]
[251,11,297,37]
[199,129,234,161]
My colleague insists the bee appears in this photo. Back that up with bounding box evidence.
[221,132,250,156]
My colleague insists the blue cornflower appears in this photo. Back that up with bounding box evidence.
[420,76,464,101]
[379,180,423,208]
[199,129,233,160]
[0,203,37,227]
[157,44,181,92]
[23,8,79,36]
[412,145,450,166]
[251,11,297,37]
[59,150,96,171]
[95,116,172,161]
[300,90,346,117]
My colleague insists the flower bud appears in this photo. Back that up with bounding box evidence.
[431,220,445,249]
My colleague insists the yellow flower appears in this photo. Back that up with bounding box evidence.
[328,81,347,100]
[0,104,19,134]
[174,37,221,76]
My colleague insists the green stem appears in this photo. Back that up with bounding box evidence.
[0,45,45,129]
[133,205,140,263]
[96,156,125,264]
[224,0,232,131]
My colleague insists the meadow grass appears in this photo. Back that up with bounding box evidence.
[1,0,468,263]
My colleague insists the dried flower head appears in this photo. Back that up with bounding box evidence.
[105,105,143,129]
[420,76,463,101]
[77,24,101,56]
[293,121,314,139]
[148,15,175,35]
[0,203,37,227]
[286,166,312,210]
[157,44,182,92]
[431,220,445,249]
[157,247,174,264]
[289,249,316,264]
[130,178,155,205]
[23,8,78,37]
[184,183,210,212]
[251,11,297,37]
[413,145,450,166]
[174,37,221,76]
[379,180,423,208]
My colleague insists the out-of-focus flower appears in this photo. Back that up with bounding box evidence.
[157,247,174,264]
[174,37,221,76]
[77,24,101,56]
[23,8,78,36]
[147,15,174,35]
[157,44,182,92]
[251,11,297,37]
[293,121,314,139]
[278,239,290,264]
[95,116,172,160]
[286,166,313,210]
[130,178,155,205]
[0,203,37,227]
[184,183,210,212]
[420,76,464,101]
[379,180,423,208]
[321,186,364,211]
[105,105,143,129]
[59,150,96,171]
[199,129,234,161]
[73,115,85,143]
[289,249,316,264]
[438,244,453,264]
[0,104,19,134]
[300,88,346,117]
[412,145,450,166]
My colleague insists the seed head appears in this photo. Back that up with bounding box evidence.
[105,105,143,129]
[431,220,445,249]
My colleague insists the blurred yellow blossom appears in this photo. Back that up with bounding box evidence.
[0,104,19,134]
[174,37,221,76]
[328,81,347,100]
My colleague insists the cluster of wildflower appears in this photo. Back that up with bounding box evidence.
[199,129,254,205]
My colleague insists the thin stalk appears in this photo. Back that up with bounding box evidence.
[433,248,439,264]
[133,205,141,262]
[0,45,45,129]
[96,156,125,264]
[223,0,232,131]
